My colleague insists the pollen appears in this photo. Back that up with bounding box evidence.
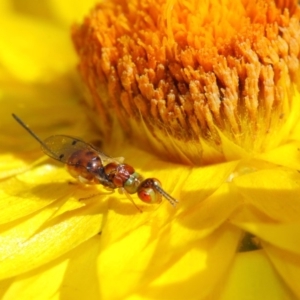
[72,0,300,165]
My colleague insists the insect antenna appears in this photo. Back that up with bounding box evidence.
[12,114,45,145]
[12,114,57,158]
[153,181,178,207]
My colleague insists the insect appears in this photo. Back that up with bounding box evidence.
[12,114,178,211]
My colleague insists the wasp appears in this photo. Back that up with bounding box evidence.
[12,114,178,211]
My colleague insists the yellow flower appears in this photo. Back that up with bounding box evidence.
[1,0,300,299]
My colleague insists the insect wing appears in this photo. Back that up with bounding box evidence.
[41,135,95,163]
[86,141,124,164]
[41,135,120,165]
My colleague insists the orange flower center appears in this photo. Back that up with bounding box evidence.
[72,0,300,165]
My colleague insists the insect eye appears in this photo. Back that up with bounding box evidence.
[137,179,162,204]
[138,187,162,204]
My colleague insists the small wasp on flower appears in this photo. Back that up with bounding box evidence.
[12,114,178,212]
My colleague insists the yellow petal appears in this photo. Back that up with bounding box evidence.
[97,224,241,299]
[231,206,300,255]
[264,243,300,299]
[1,236,102,300]
[0,12,75,82]
[0,1,12,13]
[2,81,97,160]
[258,141,300,170]
[0,198,106,279]
[222,250,296,300]
[1,259,68,300]
[232,167,300,222]
[217,129,251,161]
[0,166,80,224]
[179,181,239,237]
[48,0,99,25]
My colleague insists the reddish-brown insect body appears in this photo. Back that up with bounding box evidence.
[67,149,104,184]
[104,162,135,187]
[12,113,178,210]
[104,162,145,195]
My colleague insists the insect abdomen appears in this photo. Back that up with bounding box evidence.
[66,149,104,183]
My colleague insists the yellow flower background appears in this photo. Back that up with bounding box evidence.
[1,0,300,299]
